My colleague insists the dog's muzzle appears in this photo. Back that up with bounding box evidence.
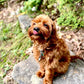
[34,27,40,32]
[33,27,40,35]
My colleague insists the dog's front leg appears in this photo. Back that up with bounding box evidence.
[43,68,54,84]
[43,55,58,84]
[36,64,45,78]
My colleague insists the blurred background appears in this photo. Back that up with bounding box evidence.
[0,0,84,83]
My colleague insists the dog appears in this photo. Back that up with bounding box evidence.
[28,14,83,84]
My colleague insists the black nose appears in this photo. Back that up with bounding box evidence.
[34,27,40,32]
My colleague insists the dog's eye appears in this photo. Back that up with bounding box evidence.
[33,23,36,25]
[28,25,31,28]
[44,24,49,29]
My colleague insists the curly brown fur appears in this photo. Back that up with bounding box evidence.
[28,14,83,84]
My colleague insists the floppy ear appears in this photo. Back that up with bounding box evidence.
[51,21,58,39]
[49,21,58,43]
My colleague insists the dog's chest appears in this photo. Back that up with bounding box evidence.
[33,44,51,62]
[39,48,51,61]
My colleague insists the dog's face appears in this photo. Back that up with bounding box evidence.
[28,14,55,41]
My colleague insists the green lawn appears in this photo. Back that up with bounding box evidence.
[0,21,32,80]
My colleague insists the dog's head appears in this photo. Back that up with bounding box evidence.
[28,14,57,42]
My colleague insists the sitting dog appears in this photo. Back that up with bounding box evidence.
[28,14,83,84]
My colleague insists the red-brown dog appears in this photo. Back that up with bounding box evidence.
[28,14,83,84]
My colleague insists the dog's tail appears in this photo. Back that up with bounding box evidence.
[69,50,84,61]
[70,55,84,62]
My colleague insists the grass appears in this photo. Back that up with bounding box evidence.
[0,20,32,81]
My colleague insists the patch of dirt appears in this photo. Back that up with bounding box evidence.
[61,29,84,59]
[3,71,17,84]
[0,0,24,23]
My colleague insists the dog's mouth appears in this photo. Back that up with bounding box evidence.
[30,31,39,36]
[30,29,42,36]
[33,30,38,35]
[30,30,45,40]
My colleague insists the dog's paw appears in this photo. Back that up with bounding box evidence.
[36,70,44,78]
[43,78,52,84]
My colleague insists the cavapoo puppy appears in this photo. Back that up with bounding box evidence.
[28,14,83,84]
